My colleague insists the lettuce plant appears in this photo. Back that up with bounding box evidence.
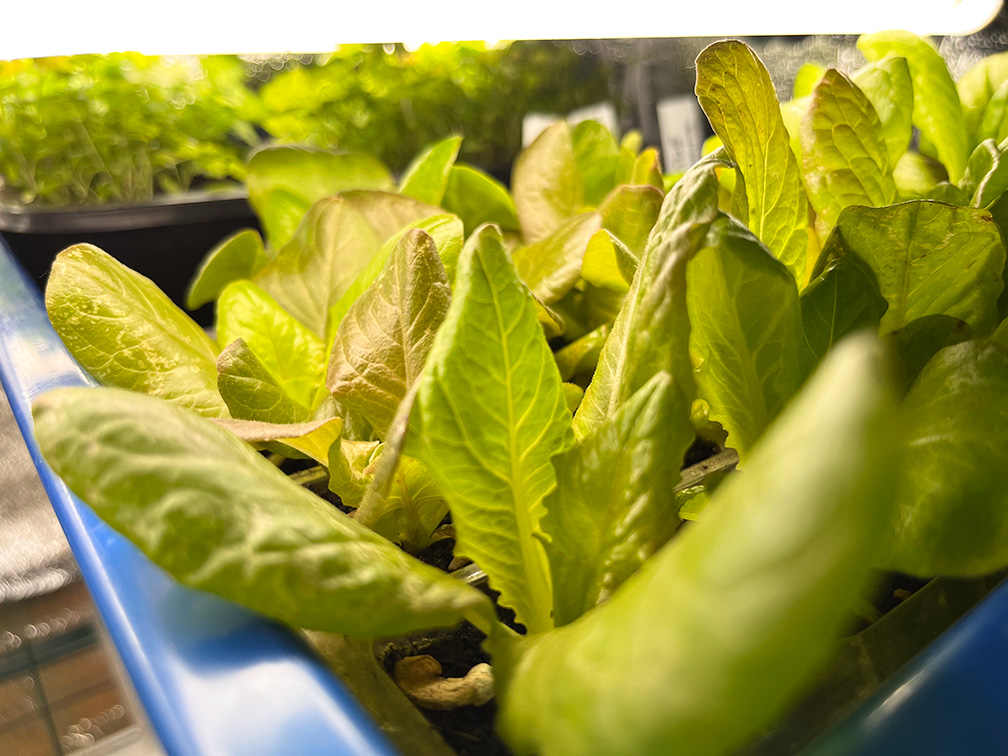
[692,33,1008,578]
[45,123,665,554]
[0,54,258,205]
[30,32,1008,756]
[257,42,615,174]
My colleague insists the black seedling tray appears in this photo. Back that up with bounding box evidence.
[0,191,260,326]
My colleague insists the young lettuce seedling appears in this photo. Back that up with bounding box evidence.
[34,173,899,755]
[44,127,670,552]
[694,36,1008,577]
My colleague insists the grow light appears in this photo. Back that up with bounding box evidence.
[0,0,1002,59]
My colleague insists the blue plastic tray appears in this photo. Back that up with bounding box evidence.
[3,235,1008,756]
[0,236,398,756]
[806,575,1008,755]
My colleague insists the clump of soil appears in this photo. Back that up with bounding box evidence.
[376,601,516,756]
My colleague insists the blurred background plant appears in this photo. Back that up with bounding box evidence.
[258,42,614,174]
[0,54,260,205]
[0,42,618,207]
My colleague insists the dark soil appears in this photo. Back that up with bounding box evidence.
[851,572,932,632]
[414,537,458,573]
[287,465,518,755]
[379,538,521,756]
[376,617,514,756]
[277,455,323,475]
[682,435,722,467]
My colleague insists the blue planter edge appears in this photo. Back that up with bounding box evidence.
[0,236,399,756]
[803,574,1008,754]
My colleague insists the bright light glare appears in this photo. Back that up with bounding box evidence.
[0,0,1002,60]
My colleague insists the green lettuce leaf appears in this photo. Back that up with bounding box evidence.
[798,257,888,374]
[961,139,1008,208]
[992,316,1008,348]
[352,381,422,531]
[328,437,380,508]
[339,190,444,242]
[631,148,665,190]
[185,229,266,310]
[327,229,451,437]
[924,181,970,204]
[327,405,449,553]
[958,51,1008,145]
[793,63,825,98]
[562,383,584,413]
[254,192,441,337]
[882,314,973,395]
[253,197,380,336]
[571,120,622,206]
[852,56,914,168]
[325,214,464,346]
[554,324,610,382]
[892,151,947,199]
[409,225,574,632]
[441,163,519,235]
[45,244,226,418]
[398,136,462,206]
[695,40,812,285]
[620,130,643,155]
[212,416,343,466]
[801,68,896,234]
[32,387,496,637]
[216,338,313,424]
[217,280,327,409]
[817,201,1005,335]
[580,229,636,293]
[975,78,1008,146]
[364,455,450,553]
[573,159,720,439]
[686,217,804,461]
[512,122,584,244]
[246,145,393,248]
[542,372,688,627]
[781,95,810,162]
[858,31,967,183]
[598,185,664,257]
[883,340,1008,575]
[512,212,602,304]
[533,295,566,339]
[493,333,897,756]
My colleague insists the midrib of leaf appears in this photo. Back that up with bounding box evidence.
[251,328,312,402]
[707,251,771,435]
[756,116,779,242]
[584,446,645,605]
[896,202,923,328]
[130,276,218,359]
[89,264,216,366]
[486,246,553,628]
[829,274,840,349]
[396,467,423,540]
[394,260,416,387]
[411,227,566,633]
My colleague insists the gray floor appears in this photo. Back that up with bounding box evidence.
[0,386,161,756]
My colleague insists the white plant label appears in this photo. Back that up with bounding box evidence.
[522,101,620,147]
[656,95,706,173]
[567,102,620,138]
[522,112,564,147]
